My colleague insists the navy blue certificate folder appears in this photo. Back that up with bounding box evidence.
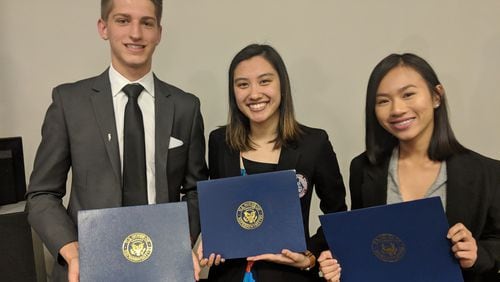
[320,197,463,282]
[78,202,193,282]
[198,170,306,259]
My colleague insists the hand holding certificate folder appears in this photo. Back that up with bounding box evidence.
[197,170,307,259]
[319,197,464,282]
[78,202,194,282]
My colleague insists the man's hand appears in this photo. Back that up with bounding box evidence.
[197,240,224,267]
[60,241,80,282]
[192,250,200,281]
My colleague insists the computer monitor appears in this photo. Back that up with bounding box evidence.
[0,137,26,205]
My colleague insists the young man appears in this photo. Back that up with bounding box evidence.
[26,1,208,281]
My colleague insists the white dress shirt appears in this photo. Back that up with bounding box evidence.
[108,64,156,204]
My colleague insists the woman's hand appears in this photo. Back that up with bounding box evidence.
[447,222,478,268]
[196,240,225,268]
[247,249,313,269]
[318,250,341,282]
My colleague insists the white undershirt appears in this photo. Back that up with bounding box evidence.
[108,64,156,204]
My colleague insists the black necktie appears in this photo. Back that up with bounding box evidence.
[122,83,148,206]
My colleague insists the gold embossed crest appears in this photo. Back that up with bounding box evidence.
[236,201,264,230]
[122,233,153,263]
[371,233,406,262]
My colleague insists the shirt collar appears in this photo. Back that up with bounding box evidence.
[388,146,399,186]
[108,64,155,98]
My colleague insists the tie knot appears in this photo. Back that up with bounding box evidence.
[123,83,144,100]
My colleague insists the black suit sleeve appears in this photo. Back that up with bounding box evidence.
[208,130,220,180]
[308,130,347,256]
[469,158,500,277]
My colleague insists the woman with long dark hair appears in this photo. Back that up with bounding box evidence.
[318,53,500,282]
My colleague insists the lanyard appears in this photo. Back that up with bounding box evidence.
[240,152,255,282]
[239,153,247,176]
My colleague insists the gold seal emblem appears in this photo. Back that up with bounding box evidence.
[236,201,264,230]
[371,233,406,262]
[122,233,153,263]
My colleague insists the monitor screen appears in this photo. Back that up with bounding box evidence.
[0,137,26,205]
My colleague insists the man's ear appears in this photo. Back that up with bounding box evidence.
[156,25,163,45]
[97,18,109,40]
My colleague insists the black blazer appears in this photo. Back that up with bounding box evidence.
[350,149,500,282]
[207,125,347,282]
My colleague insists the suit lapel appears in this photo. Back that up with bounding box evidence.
[154,76,174,202]
[90,69,121,185]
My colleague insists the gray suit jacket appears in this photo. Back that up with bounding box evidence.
[26,69,208,281]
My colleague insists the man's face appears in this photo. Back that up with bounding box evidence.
[98,0,162,78]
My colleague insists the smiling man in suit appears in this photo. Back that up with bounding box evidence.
[25,0,208,281]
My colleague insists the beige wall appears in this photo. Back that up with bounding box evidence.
[2,0,499,277]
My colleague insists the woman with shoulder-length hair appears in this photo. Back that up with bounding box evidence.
[199,44,346,282]
[318,53,500,282]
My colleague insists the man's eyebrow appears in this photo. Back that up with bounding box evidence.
[111,14,157,21]
[112,13,130,18]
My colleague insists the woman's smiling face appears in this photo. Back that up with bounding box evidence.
[233,55,281,127]
[375,66,441,145]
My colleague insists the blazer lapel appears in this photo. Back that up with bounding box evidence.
[362,159,389,207]
[224,146,240,177]
[90,69,121,185]
[154,76,174,202]
[277,144,300,171]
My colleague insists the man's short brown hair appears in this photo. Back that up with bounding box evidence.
[101,0,163,24]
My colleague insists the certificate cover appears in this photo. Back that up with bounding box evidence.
[319,197,463,282]
[78,202,193,282]
[198,170,306,259]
